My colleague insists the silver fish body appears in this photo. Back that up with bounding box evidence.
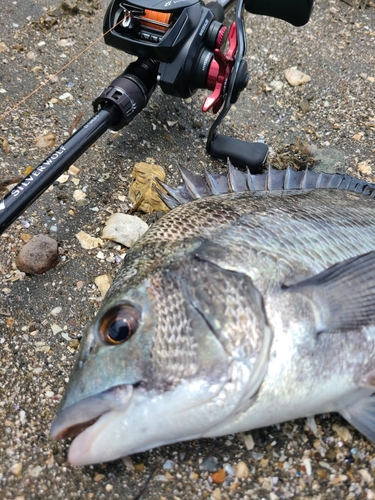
[51,166,375,465]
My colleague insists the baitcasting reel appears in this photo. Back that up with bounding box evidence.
[95,0,267,170]
[103,0,248,109]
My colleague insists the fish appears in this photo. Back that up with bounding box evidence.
[51,163,375,466]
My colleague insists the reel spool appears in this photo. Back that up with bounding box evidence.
[139,9,173,33]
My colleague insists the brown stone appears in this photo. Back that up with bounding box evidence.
[211,469,226,484]
[16,234,58,275]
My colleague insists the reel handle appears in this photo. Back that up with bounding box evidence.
[208,134,268,173]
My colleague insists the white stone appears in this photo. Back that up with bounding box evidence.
[284,67,311,86]
[102,213,148,248]
[51,323,62,334]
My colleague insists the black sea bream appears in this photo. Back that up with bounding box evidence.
[51,164,375,465]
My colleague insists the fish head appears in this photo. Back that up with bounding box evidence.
[51,238,271,465]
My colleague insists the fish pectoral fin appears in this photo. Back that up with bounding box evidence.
[287,251,375,333]
[340,394,375,443]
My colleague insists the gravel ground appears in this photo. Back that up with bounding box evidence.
[1,1,375,499]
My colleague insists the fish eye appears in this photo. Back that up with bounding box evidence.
[99,305,139,345]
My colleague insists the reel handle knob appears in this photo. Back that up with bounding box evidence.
[208,134,268,173]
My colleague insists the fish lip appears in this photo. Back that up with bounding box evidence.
[50,384,133,441]
[52,417,99,440]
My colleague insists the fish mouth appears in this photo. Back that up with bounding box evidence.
[52,417,99,440]
[50,377,233,466]
[50,384,133,442]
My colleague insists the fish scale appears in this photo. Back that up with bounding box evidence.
[51,164,375,466]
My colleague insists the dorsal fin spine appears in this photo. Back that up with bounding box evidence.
[155,165,375,208]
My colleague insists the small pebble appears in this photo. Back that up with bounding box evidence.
[163,460,174,470]
[243,433,254,450]
[211,469,226,484]
[0,42,9,53]
[68,165,80,175]
[212,488,221,500]
[29,465,42,478]
[51,323,63,334]
[56,174,69,184]
[284,67,311,86]
[299,98,310,113]
[19,410,26,425]
[134,463,144,472]
[122,456,135,471]
[75,230,103,250]
[200,456,221,472]
[50,307,62,316]
[73,189,88,206]
[16,234,58,275]
[156,475,168,482]
[306,416,318,436]
[358,469,372,484]
[235,461,249,479]
[59,92,73,100]
[332,424,352,442]
[303,457,312,476]
[358,160,372,176]
[95,274,112,298]
[224,464,235,475]
[9,462,22,476]
[270,79,283,91]
[326,448,336,461]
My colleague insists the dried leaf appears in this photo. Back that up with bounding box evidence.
[0,136,11,154]
[35,132,56,148]
[129,162,169,213]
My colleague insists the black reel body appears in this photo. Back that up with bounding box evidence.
[103,0,235,101]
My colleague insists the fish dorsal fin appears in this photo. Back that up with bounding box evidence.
[204,168,229,195]
[284,165,302,189]
[286,252,375,333]
[154,162,375,208]
[154,178,194,208]
[266,165,286,190]
[227,160,248,192]
[178,165,211,199]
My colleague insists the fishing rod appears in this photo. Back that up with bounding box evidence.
[0,0,313,235]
